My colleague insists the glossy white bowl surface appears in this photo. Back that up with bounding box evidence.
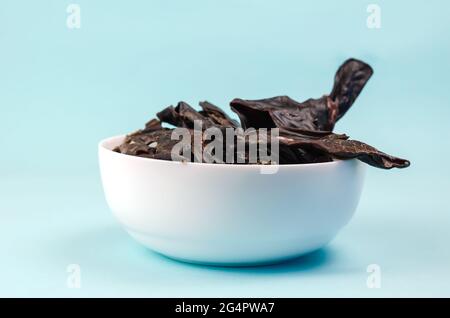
[99,135,366,266]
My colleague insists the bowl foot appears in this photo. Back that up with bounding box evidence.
[126,229,332,267]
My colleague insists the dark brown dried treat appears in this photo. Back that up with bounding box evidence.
[113,119,163,151]
[270,96,332,131]
[230,59,373,131]
[278,144,332,164]
[116,129,184,161]
[143,118,162,132]
[278,127,344,139]
[116,138,150,156]
[330,58,373,121]
[157,101,239,130]
[114,58,409,169]
[278,133,410,169]
[150,129,186,161]
[115,122,408,168]
[230,95,335,131]
[157,102,209,128]
[230,96,297,129]
[199,101,240,128]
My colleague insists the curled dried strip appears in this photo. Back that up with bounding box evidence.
[330,58,374,121]
[230,96,298,129]
[230,59,373,131]
[279,134,410,169]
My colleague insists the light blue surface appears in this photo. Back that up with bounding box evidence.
[1,0,450,297]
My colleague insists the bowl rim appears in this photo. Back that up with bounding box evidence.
[99,134,350,169]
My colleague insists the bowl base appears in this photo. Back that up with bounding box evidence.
[126,229,331,267]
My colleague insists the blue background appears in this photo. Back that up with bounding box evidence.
[1,0,449,297]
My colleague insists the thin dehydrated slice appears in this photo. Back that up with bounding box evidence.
[230,94,335,131]
[230,96,298,129]
[279,133,410,169]
[157,101,211,128]
[330,58,373,121]
[199,101,239,128]
[116,138,151,156]
[143,118,162,132]
[116,129,184,160]
[269,96,331,131]
[278,127,342,139]
[230,59,373,132]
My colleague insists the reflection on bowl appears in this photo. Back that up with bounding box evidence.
[98,135,365,266]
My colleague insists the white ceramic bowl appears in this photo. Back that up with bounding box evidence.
[99,135,366,266]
